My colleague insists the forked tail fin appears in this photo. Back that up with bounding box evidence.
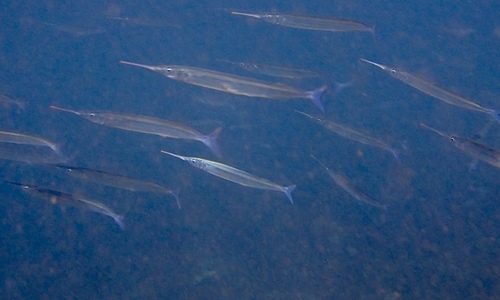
[113,214,126,231]
[202,127,223,158]
[283,185,296,204]
[170,188,181,209]
[307,85,327,112]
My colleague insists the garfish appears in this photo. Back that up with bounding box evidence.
[52,165,181,208]
[231,11,374,33]
[38,21,105,37]
[120,61,327,112]
[296,110,400,162]
[217,59,321,79]
[107,16,179,28]
[0,93,25,110]
[420,123,500,169]
[0,130,60,154]
[50,106,222,157]
[161,151,295,204]
[311,156,387,210]
[361,58,500,122]
[5,181,125,230]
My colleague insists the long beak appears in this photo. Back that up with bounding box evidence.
[294,110,315,119]
[160,150,188,162]
[419,123,447,138]
[231,11,263,19]
[360,58,389,71]
[120,61,158,72]
[50,105,81,116]
[310,155,331,172]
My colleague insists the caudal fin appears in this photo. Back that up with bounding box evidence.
[307,85,327,112]
[488,109,500,123]
[283,185,296,204]
[330,79,355,96]
[170,188,181,209]
[202,127,223,158]
[390,148,401,164]
[113,215,126,231]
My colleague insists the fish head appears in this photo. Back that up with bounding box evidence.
[186,157,206,169]
[260,14,284,25]
[449,135,468,149]
[157,66,189,80]
[81,112,108,124]
[388,69,410,81]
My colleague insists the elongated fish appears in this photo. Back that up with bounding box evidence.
[420,123,500,169]
[161,151,295,204]
[120,61,327,112]
[361,58,500,122]
[231,11,374,33]
[0,93,25,110]
[38,21,105,37]
[0,144,68,164]
[5,181,125,230]
[50,106,221,157]
[0,130,60,154]
[217,59,321,79]
[296,111,399,162]
[311,156,387,210]
[52,165,181,208]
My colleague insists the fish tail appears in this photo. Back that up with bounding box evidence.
[283,185,296,204]
[367,24,379,46]
[170,188,181,209]
[489,109,500,123]
[307,85,327,112]
[331,79,355,96]
[113,214,126,231]
[391,148,402,164]
[203,127,223,158]
[52,143,63,156]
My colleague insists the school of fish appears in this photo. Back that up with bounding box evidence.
[0,9,498,230]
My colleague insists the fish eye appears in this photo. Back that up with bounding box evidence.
[391,69,396,74]
[89,113,95,117]
[166,68,172,73]
[190,159,196,163]
[450,137,455,142]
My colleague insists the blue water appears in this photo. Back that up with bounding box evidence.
[0,1,499,299]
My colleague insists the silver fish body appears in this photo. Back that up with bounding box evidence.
[50,106,221,157]
[5,181,125,230]
[232,11,374,33]
[120,61,327,111]
[361,58,500,122]
[161,151,295,204]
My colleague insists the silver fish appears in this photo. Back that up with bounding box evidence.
[5,181,125,230]
[311,156,387,210]
[38,21,105,37]
[50,106,222,157]
[420,123,500,169]
[53,165,181,208]
[361,58,500,122]
[120,61,327,112]
[107,16,179,28]
[296,111,399,162]
[0,144,67,164]
[0,94,25,110]
[0,130,60,154]
[231,11,374,33]
[161,151,295,204]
